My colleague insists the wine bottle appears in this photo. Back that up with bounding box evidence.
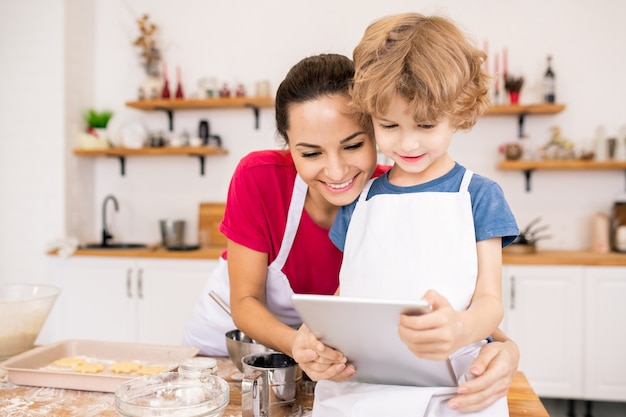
[543,55,555,103]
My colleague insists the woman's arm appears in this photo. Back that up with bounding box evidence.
[447,328,520,412]
[228,239,297,355]
[228,239,349,377]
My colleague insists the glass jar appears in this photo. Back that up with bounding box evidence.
[610,201,626,252]
[179,357,218,382]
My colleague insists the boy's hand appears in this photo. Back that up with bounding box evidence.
[398,289,461,360]
[291,324,356,382]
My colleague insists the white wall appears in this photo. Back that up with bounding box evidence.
[2,0,626,283]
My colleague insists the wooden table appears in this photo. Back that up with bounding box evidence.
[0,356,548,416]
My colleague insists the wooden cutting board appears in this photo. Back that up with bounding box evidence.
[198,202,227,247]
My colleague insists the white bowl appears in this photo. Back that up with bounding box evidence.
[0,284,60,359]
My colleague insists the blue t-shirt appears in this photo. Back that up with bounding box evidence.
[330,163,519,251]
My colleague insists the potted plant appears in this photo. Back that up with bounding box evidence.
[504,74,524,104]
[79,109,113,149]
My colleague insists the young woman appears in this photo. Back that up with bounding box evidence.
[183,53,520,412]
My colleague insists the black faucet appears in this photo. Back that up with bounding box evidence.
[101,195,119,247]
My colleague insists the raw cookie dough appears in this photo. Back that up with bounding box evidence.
[110,361,142,374]
[136,365,167,376]
[53,357,85,368]
[74,362,105,373]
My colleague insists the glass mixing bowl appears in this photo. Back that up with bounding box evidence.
[115,372,229,417]
[0,283,60,359]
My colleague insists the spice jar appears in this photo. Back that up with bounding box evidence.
[610,201,626,252]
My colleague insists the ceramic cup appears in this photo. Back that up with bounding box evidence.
[241,352,302,417]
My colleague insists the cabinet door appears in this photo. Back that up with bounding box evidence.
[135,259,218,346]
[504,265,584,398]
[584,266,626,401]
[47,257,135,343]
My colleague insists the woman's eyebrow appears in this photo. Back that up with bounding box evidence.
[295,131,366,148]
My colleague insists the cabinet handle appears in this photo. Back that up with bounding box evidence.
[510,275,516,310]
[126,268,133,298]
[137,268,143,299]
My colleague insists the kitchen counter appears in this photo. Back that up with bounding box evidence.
[502,249,626,266]
[55,246,626,266]
[0,356,548,416]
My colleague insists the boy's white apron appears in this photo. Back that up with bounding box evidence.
[182,175,307,356]
[313,169,508,416]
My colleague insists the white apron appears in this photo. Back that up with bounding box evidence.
[313,169,508,416]
[182,175,308,356]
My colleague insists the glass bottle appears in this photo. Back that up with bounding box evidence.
[543,55,556,103]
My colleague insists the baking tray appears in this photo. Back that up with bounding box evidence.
[0,339,199,393]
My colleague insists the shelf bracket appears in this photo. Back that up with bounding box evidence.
[517,112,528,139]
[244,104,261,129]
[107,155,126,176]
[523,169,534,192]
[155,107,174,131]
[190,154,206,176]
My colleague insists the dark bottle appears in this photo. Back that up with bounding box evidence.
[543,55,555,103]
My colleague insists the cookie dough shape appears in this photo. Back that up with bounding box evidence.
[74,362,105,373]
[110,361,142,374]
[136,365,167,376]
[53,357,85,368]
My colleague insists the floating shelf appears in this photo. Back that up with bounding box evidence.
[125,97,275,130]
[497,159,626,191]
[484,103,566,138]
[73,146,228,176]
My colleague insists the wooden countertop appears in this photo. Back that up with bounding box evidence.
[0,354,547,416]
[57,246,626,266]
[502,249,626,266]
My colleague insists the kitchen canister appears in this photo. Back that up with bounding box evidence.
[591,212,610,253]
[610,202,626,252]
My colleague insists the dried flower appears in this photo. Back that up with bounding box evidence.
[504,74,524,93]
[133,14,161,76]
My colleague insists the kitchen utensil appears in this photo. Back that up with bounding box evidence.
[209,291,231,316]
[242,352,302,417]
[159,219,186,248]
[179,357,218,381]
[0,284,60,359]
[115,372,229,417]
[225,330,271,373]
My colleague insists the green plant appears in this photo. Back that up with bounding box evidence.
[83,109,113,129]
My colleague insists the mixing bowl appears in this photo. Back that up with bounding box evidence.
[0,283,60,359]
[225,329,271,372]
[115,372,229,417]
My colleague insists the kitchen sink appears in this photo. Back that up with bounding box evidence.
[83,243,147,249]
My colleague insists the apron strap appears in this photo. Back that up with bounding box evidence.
[358,179,376,203]
[459,169,473,192]
[270,174,308,270]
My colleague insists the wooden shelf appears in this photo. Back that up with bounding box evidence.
[485,103,566,116]
[498,159,626,191]
[484,103,566,139]
[498,159,626,170]
[125,96,274,111]
[125,97,275,130]
[73,146,227,176]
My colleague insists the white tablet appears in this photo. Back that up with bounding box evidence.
[291,294,457,387]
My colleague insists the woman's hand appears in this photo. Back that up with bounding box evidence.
[291,324,356,382]
[398,290,462,360]
[447,336,520,412]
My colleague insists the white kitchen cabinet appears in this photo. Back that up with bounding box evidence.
[502,265,585,398]
[46,256,217,346]
[502,265,626,402]
[584,266,626,401]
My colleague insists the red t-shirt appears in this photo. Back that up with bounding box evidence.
[219,149,388,295]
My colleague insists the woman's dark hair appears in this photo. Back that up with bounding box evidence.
[275,54,355,143]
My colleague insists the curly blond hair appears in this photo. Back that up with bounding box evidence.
[350,13,490,131]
